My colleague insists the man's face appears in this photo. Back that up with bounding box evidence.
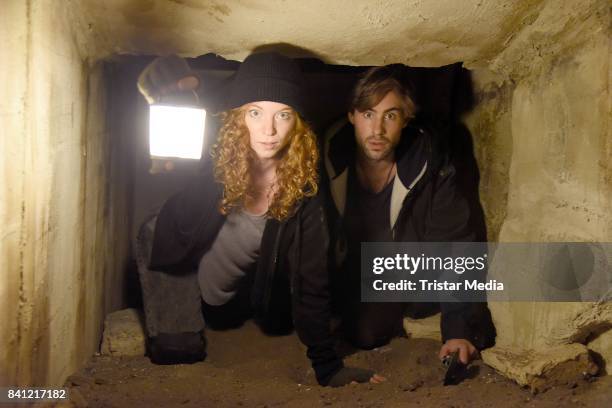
[348,90,409,162]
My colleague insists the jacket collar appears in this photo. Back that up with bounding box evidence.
[324,117,431,229]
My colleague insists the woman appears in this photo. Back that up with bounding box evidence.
[137,52,381,387]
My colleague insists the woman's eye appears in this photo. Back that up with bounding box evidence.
[385,112,397,120]
[277,111,293,120]
[248,109,261,118]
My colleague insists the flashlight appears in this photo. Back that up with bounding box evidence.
[442,351,467,385]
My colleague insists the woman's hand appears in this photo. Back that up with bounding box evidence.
[137,55,199,104]
[327,367,386,387]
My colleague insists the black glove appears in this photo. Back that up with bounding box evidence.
[327,366,375,387]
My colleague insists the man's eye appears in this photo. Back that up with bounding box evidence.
[277,111,293,120]
[248,109,261,118]
[385,112,397,120]
[363,112,373,119]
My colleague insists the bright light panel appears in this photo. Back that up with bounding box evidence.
[149,105,206,160]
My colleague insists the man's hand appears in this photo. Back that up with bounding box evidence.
[327,367,386,387]
[137,55,199,104]
[439,339,477,365]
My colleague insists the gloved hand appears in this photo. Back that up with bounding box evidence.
[137,55,200,104]
[327,366,377,387]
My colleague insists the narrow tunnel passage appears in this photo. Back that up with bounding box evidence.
[1,1,610,407]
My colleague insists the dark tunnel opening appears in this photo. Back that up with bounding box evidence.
[106,54,486,310]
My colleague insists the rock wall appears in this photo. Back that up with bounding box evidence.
[464,71,513,242]
[76,0,546,67]
[0,1,131,386]
[465,0,611,384]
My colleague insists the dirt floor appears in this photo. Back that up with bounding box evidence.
[62,320,611,408]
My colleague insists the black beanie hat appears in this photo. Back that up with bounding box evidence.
[225,52,307,118]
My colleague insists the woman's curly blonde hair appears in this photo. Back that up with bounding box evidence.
[210,107,319,221]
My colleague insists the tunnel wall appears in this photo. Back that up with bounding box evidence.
[0,1,131,386]
[465,0,611,373]
[464,72,513,242]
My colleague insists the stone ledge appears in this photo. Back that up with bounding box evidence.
[482,343,598,393]
[403,313,441,341]
[100,308,146,357]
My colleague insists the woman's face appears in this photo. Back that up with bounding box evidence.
[244,101,296,161]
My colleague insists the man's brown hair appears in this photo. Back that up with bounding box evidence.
[349,64,417,119]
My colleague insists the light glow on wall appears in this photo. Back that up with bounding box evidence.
[149,105,206,160]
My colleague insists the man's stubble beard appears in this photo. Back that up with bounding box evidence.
[360,136,396,163]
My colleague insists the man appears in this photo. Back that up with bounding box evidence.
[323,65,495,364]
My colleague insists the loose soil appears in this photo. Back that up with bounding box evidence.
[63,320,611,407]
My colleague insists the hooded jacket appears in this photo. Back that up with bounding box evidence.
[324,118,477,341]
[148,160,343,385]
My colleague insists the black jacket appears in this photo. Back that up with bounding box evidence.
[323,118,477,342]
[149,161,343,385]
